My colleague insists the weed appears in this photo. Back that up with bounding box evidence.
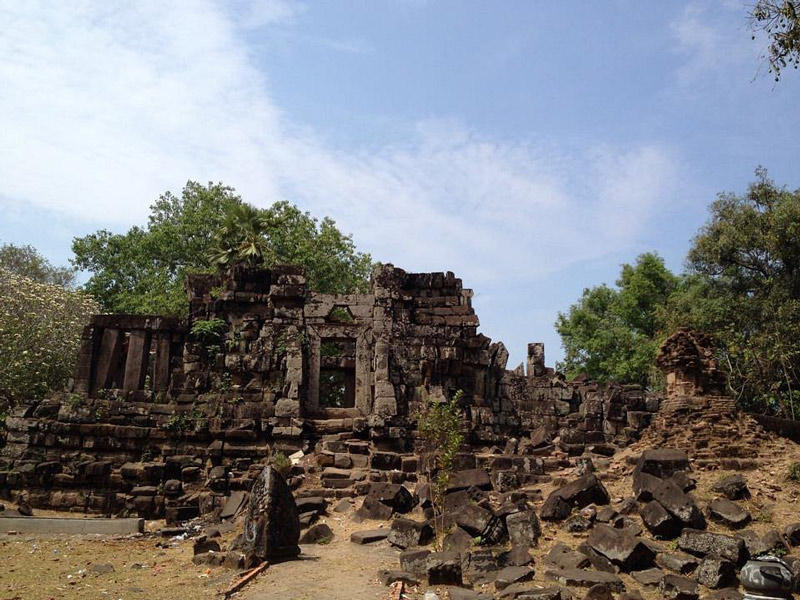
[788,462,800,482]
[270,451,292,479]
[66,392,83,410]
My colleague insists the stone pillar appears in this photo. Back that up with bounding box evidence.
[92,328,123,391]
[152,332,172,392]
[73,325,96,393]
[527,342,546,378]
[355,329,373,415]
[123,330,150,391]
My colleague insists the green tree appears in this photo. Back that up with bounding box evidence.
[0,243,76,287]
[555,253,678,386]
[0,268,100,412]
[750,0,800,80]
[680,167,800,415]
[72,182,373,316]
[72,181,241,315]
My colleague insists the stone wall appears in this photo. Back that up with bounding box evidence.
[0,264,660,517]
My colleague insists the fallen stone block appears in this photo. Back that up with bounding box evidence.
[399,549,431,578]
[388,517,434,549]
[707,498,751,529]
[695,555,736,589]
[299,522,333,544]
[637,449,690,479]
[541,474,610,522]
[655,551,699,575]
[677,529,746,565]
[658,573,699,600]
[493,565,534,590]
[426,551,463,585]
[640,500,682,539]
[350,529,389,544]
[711,474,749,501]
[544,567,624,592]
[586,524,655,572]
[506,509,541,548]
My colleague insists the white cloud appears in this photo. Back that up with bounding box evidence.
[0,0,683,297]
[670,1,761,87]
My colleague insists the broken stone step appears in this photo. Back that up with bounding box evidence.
[544,568,623,592]
[350,529,389,544]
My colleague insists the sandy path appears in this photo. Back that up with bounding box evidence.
[241,514,399,600]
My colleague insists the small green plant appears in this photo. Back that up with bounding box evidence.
[328,306,354,323]
[156,482,165,495]
[191,317,226,354]
[276,332,289,356]
[270,451,292,479]
[66,392,83,410]
[416,389,465,550]
[316,536,332,545]
[759,544,787,558]
[141,448,154,462]
[668,540,680,552]
[788,462,800,482]
[163,413,192,434]
[219,372,232,393]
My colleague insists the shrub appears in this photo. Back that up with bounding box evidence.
[416,389,465,548]
[0,268,99,412]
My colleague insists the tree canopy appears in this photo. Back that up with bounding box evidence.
[555,253,677,386]
[556,168,800,417]
[72,182,373,316]
[0,243,76,287]
[682,168,800,415]
[750,0,800,80]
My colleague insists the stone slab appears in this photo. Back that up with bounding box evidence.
[0,516,144,535]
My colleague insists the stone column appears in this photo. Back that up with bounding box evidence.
[527,343,546,378]
[123,330,151,391]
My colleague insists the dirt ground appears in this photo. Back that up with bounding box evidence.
[6,420,800,600]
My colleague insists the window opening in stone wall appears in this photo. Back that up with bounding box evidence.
[319,368,356,408]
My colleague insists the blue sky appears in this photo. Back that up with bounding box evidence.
[1,1,799,368]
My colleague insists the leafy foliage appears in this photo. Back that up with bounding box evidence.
[681,168,800,416]
[270,451,292,479]
[210,202,272,267]
[0,243,76,287]
[72,183,373,316]
[556,168,800,418]
[72,181,240,315]
[0,268,100,412]
[555,253,677,386]
[416,389,465,548]
[190,317,227,345]
[750,0,800,80]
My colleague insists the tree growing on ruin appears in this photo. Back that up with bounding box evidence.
[416,389,465,548]
[0,268,99,413]
[72,182,373,316]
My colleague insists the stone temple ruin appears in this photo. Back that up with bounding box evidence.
[0,264,660,519]
[7,264,800,599]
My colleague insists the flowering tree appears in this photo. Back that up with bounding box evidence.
[0,268,99,413]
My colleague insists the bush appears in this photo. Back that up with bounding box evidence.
[0,268,99,412]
